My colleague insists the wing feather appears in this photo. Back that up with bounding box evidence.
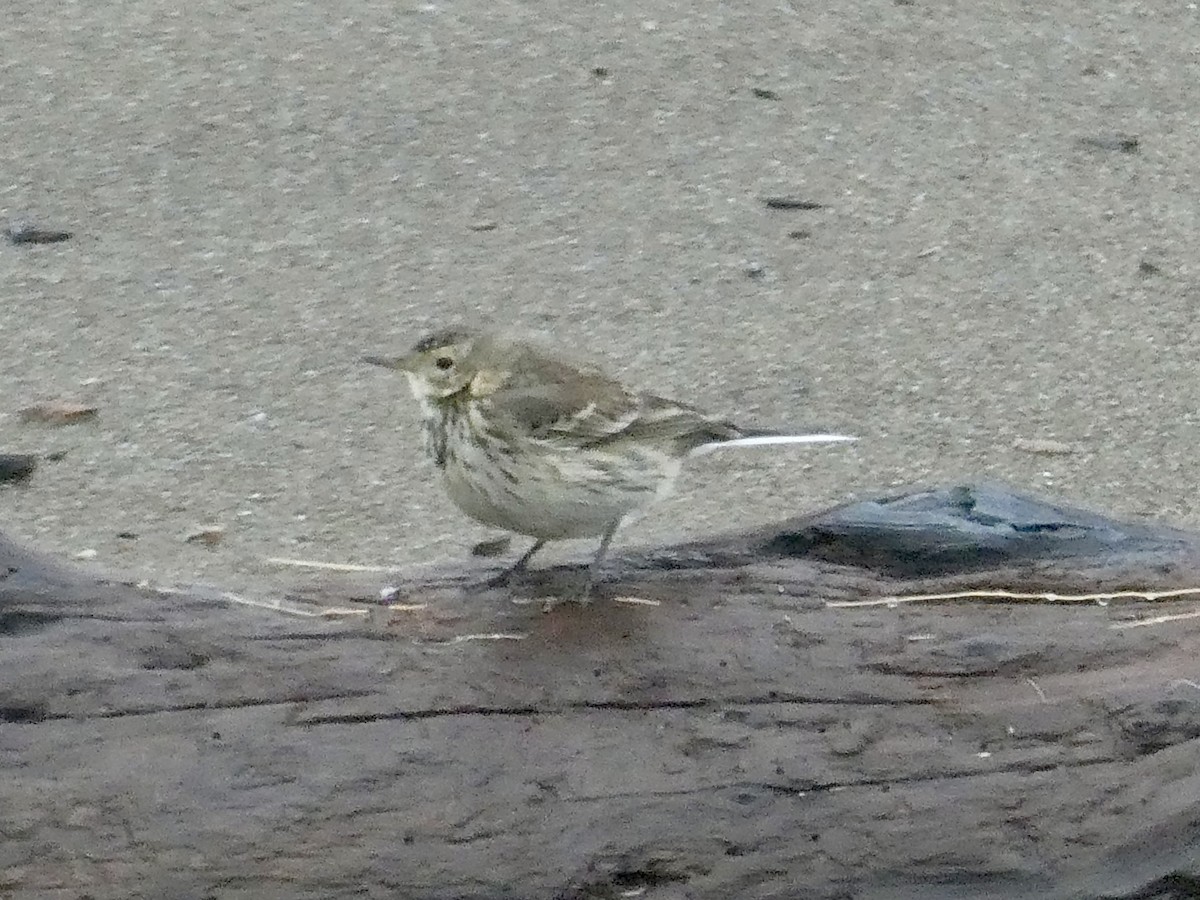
[474,334,748,455]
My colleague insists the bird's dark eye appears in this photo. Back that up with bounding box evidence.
[435,356,454,370]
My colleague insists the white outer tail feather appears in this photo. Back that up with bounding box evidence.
[689,434,858,456]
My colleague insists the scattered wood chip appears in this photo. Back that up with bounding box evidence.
[6,223,73,244]
[1013,437,1077,456]
[468,220,497,232]
[0,454,38,484]
[471,536,513,558]
[1079,133,1139,153]
[19,400,98,425]
[613,596,662,606]
[763,197,824,210]
[185,526,225,547]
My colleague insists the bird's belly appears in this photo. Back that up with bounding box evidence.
[440,438,677,541]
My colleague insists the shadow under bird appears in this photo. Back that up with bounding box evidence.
[365,328,856,598]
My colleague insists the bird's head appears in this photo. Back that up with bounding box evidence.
[364,327,480,400]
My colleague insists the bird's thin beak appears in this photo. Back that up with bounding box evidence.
[362,353,408,371]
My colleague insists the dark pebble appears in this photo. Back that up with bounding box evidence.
[0,454,38,484]
[751,87,781,101]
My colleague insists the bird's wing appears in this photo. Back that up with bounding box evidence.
[594,393,743,451]
[477,335,743,453]
[489,380,741,454]
[486,373,643,444]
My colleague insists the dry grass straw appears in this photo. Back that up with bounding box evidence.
[827,587,1200,609]
[827,586,1200,631]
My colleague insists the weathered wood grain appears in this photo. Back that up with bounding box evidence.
[3,485,1200,899]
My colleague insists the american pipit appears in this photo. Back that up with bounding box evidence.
[366,328,855,597]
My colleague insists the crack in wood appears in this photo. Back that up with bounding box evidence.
[5,691,375,723]
[296,692,937,726]
[561,757,1118,804]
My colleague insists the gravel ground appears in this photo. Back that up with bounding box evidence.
[2,0,1198,594]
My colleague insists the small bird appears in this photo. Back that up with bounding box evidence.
[366,328,855,597]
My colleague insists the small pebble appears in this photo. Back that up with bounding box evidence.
[185,526,226,547]
[19,400,98,425]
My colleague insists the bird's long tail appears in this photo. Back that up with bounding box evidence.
[689,433,857,456]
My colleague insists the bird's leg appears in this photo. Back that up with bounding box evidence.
[486,538,546,587]
[578,519,622,602]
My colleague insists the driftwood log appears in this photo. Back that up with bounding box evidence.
[3,484,1200,899]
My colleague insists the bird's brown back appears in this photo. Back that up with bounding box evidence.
[465,333,746,456]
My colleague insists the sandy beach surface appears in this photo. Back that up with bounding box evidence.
[2,0,1198,596]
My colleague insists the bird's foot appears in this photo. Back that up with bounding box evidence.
[485,567,526,589]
